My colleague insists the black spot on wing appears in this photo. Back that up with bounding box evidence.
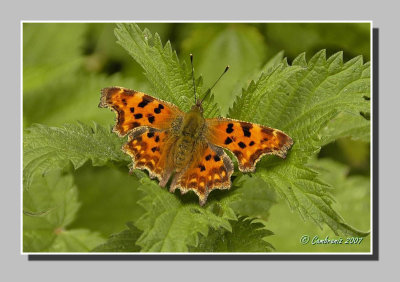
[205,154,212,161]
[148,115,155,124]
[155,136,160,142]
[226,123,234,134]
[240,122,252,137]
[224,137,233,145]
[238,141,246,148]
[147,132,154,138]
[213,155,221,162]
[134,113,143,119]
[138,96,154,108]
[198,164,206,172]
[130,107,135,113]
[154,104,164,114]
[249,141,255,146]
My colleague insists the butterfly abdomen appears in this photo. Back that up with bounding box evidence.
[174,137,195,170]
[173,107,206,171]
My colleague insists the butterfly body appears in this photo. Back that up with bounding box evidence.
[100,86,293,205]
[173,106,206,170]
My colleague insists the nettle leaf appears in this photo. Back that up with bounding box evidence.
[225,174,277,220]
[264,23,371,61]
[23,72,146,128]
[180,24,268,114]
[262,50,285,74]
[92,222,142,252]
[23,122,129,189]
[69,165,145,237]
[114,23,219,117]
[23,170,104,252]
[310,159,370,231]
[261,165,368,237]
[190,216,274,252]
[134,176,234,252]
[267,158,370,252]
[321,112,370,145]
[48,229,105,252]
[229,50,370,236]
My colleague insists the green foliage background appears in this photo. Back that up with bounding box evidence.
[23,22,371,253]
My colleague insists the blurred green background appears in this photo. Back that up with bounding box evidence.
[23,22,371,252]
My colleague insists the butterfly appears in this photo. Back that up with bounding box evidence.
[99,55,293,206]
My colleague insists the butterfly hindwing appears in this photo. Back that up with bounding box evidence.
[123,127,177,187]
[170,142,234,205]
[206,118,293,172]
[99,87,184,136]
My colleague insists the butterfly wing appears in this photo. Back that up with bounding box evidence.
[170,142,234,206]
[99,87,184,136]
[123,127,178,187]
[206,118,293,172]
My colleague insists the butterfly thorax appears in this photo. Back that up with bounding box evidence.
[173,105,206,170]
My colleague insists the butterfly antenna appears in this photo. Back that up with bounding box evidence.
[200,65,230,104]
[190,54,197,104]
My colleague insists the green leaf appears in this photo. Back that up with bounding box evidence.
[261,50,285,73]
[180,24,268,114]
[84,23,173,79]
[264,23,371,61]
[229,50,370,236]
[321,112,370,145]
[48,229,105,252]
[23,72,147,128]
[190,216,274,252]
[227,174,277,220]
[114,23,220,117]
[228,61,301,129]
[134,177,234,252]
[231,51,370,132]
[92,222,142,252]
[23,170,104,252]
[69,165,145,237]
[23,23,86,93]
[259,165,368,237]
[309,158,370,230]
[23,122,129,189]
[334,138,370,170]
[267,159,370,252]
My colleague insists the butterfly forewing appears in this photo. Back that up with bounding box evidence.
[206,117,293,172]
[99,87,184,136]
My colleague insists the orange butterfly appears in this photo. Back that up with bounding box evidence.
[99,55,293,206]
